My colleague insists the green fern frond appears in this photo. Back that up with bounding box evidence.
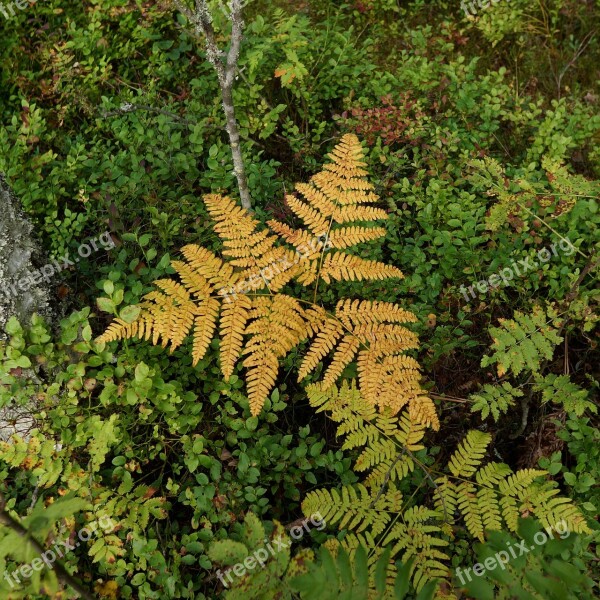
[456,481,486,541]
[481,305,563,377]
[448,430,491,478]
[302,484,391,535]
[475,462,513,487]
[477,487,503,533]
[469,382,524,422]
[432,476,458,526]
[303,378,593,596]
[533,373,597,416]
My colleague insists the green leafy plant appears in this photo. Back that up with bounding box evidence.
[459,518,598,600]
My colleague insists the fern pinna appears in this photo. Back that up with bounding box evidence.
[98,134,435,424]
[302,383,591,596]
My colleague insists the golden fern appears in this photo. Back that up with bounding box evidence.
[300,301,438,428]
[302,384,592,596]
[98,135,429,420]
[267,133,402,286]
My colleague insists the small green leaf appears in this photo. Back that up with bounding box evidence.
[96,297,114,313]
[120,305,141,323]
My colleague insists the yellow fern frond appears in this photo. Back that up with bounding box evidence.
[171,260,213,300]
[323,134,369,178]
[219,294,252,379]
[267,134,402,292]
[298,317,344,381]
[295,182,337,218]
[204,194,285,272]
[285,194,330,235]
[140,280,197,351]
[311,171,374,195]
[264,262,303,292]
[320,252,403,283]
[243,295,307,415]
[266,220,324,253]
[336,300,417,325]
[192,298,220,366]
[300,299,429,424]
[328,226,387,249]
[204,193,259,239]
[407,396,440,431]
[332,205,389,223]
[321,336,361,387]
[180,244,233,289]
[302,305,330,338]
[97,311,155,344]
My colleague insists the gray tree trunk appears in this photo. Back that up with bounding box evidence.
[0,173,53,440]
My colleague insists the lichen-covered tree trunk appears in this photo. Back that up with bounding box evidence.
[0,174,53,335]
[0,173,53,440]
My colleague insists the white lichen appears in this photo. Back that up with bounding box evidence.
[0,174,54,440]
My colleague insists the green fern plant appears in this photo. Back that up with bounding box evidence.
[532,373,597,417]
[469,382,524,422]
[467,156,599,231]
[301,383,591,596]
[481,305,563,377]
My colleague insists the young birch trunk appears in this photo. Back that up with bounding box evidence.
[176,0,252,211]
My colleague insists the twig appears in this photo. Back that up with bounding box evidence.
[430,392,470,404]
[555,31,596,100]
[0,493,95,600]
